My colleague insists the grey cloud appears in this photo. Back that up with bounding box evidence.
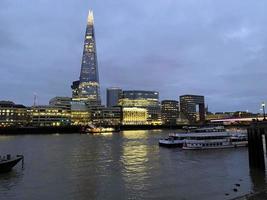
[1,0,267,112]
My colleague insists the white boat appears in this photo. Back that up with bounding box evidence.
[159,132,225,148]
[86,127,115,134]
[194,126,226,133]
[182,132,247,150]
[159,133,189,147]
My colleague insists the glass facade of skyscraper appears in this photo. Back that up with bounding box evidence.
[72,10,101,106]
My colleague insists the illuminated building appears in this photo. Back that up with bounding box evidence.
[161,100,179,126]
[122,107,148,125]
[206,112,232,121]
[106,87,122,107]
[91,106,121,126]
[72,10,101,106]
[119,90,161,124]
[206,111,257,121]
[70,101,90,126]
[0,101,29,127]
[31,106,71,127]
[49,97,71,110]
[180,95,205,124]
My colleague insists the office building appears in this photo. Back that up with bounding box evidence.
[180,95,205,124]
[0,101,30,127]
[106,87,122,107]
[91,106,121,126]
[119,90,161,124]
[122,107,148,125]
[30,106,71,127]
[161,100,179,126]
[70,101,91,126]
[71,10,101,106]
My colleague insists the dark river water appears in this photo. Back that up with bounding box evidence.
[0,130,266,200]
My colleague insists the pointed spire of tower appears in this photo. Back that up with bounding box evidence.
[88,10,94,25]
[76,9,101,106]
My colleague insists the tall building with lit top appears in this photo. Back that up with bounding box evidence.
[72,10,101,106]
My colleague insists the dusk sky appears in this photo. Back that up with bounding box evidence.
[1,0,267,112]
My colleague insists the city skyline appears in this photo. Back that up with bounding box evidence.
[1,0,267,112]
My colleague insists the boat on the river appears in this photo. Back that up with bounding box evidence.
[159,133,191,147]
[0,154,24,173]
[194,126,226,133]
[86,127,115,134]
[159,126,247,149]
[159,126,227,147]
[182,132,247,150]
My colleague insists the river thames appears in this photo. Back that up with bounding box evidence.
[0,130,266,200]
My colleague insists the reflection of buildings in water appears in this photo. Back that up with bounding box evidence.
[64,138,98,199]
[0,136,14,142]
[121,144,149,191]
[121,130,148,139]
[69,134,126,199]
[249,168,267,193]
[121,130,154,194]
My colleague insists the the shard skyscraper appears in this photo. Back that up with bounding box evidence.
[72,10,101,106]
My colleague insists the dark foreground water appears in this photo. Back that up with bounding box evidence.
[0,130,266,200]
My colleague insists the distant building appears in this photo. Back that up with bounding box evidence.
[30,106,71,127]
[0,101,29,127]
[119,90,161,124]
[91,106,121,126]
[161,100,179,126]
[206,113,230,121]
[180,95,205,124]
[122,107,148,125]
[71,10,101,106]
[206,111,257,121]
[49,97,71,110]
[232,111,256,118]
[106,87,122,107]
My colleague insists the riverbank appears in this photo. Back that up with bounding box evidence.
[0,126,82,134]
[0,124,249,135]
[0,125,187,134]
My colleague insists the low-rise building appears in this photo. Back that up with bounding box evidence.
[122,107,148,125]
[70,101,91,126]
[31,106,71,127]
[91,106,121,126]
[0,101,30,127]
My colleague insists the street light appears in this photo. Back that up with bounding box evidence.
[261,102,266,121]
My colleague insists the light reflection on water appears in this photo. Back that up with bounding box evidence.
[0,130,266,200]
